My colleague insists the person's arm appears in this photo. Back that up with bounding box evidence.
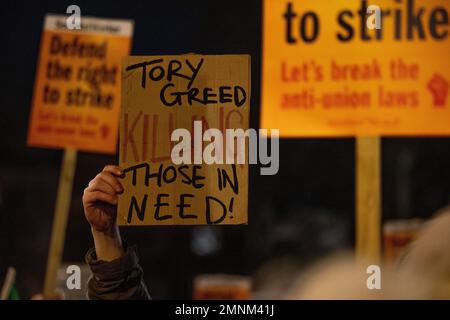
[82,165,151,300]
[91,225,123,262]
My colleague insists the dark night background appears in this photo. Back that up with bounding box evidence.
[0,0,449,299]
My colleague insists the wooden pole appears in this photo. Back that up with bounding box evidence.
[355,137,381,263]
[43,148,77,296]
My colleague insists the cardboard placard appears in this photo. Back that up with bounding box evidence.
[27,15,133,153]
[261,0,450,136]
[119,54,250,225]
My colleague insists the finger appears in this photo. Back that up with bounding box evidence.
[85,179,116,195]
[102,165,123,177]
[96,171,123,192]
[83,190,117,206]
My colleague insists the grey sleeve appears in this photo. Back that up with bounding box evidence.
[85,244,151,300]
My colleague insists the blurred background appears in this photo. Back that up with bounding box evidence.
[0,0,449,299]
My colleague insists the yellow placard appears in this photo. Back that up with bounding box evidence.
[118,54,250,225]
[27,15,133,153]
[261,0,450,136]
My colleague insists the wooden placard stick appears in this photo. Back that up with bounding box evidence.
[355,136,381,263]
[43,148,77,295]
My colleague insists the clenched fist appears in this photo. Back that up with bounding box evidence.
[83,165,123,233]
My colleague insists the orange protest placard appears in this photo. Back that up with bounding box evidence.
[27,15,133,153]
[261,0,450,136]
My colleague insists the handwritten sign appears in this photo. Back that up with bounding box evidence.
[27,15,133,153]
[119,55,250,225]
[261,0,450,136]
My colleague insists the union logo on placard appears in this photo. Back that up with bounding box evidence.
[427,74,449,108]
